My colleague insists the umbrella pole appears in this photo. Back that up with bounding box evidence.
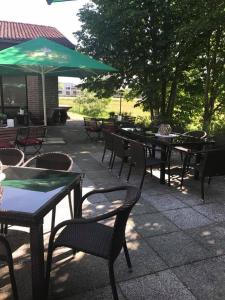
[41,69,47,126]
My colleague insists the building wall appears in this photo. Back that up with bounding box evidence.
[27,75,58,122]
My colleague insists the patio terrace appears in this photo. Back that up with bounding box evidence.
[1,118,225,300]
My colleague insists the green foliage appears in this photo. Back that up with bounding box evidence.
[72,89,110,117]
[0,113,7,120]
[74,0,225,131]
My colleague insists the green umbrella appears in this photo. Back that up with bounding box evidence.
[47,0,75,4]
[0,37,117,125]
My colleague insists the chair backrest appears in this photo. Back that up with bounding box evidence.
[110,186,141,261]
[200,148,225,177]
[184,130,207,139]
[0,128,18,146]
[101,119,117,133]
[214,134,225,148]
[84,117,99,128]
[23,152,73,171]
[0,148,24,166]
[17,126,46,141]
[28,126,47,140]
[102,130,113,150]
[111,134,128,158]
[129,139,146,169]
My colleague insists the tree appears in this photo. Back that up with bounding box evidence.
[75,0,225,129]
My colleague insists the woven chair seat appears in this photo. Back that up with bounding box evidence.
[17,137,42,146]
[55,221,113,259]
[0,141,14,148]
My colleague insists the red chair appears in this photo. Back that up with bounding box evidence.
[16,126,46,155]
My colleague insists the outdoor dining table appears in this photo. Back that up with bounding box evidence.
[0,166,82,300]
[119,127,214,184]
[145,134,215,183]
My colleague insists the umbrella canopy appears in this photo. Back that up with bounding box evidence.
[0,37,117,125]
[47,0,75,4]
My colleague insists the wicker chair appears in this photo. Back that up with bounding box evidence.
[174,130,207,186]
[0,148,24,167]
[110,134,130,177]
[45,186,141,300]
[101,130,114,168]
[83,117,101,140]
[16,126,47,155]
[0,235,18,300]
[0,148,24,234]
[194,148,225,200]
[127,140,168,189]
[23,152,73,230]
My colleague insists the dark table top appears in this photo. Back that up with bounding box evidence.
[0,166,81,225]
[120,127,214,148]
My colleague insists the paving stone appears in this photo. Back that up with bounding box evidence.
[146,231,213,267]
[186,223,225,256]
[193,203,225,222]
[163,207,213,230]
[57,285,125,300]
[119,270,196,300]
[143,193,187,211]
[115,239,166,281]
[173,256,225,300]
[133,212,179,237]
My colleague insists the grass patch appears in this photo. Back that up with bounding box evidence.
[59,97,149,118]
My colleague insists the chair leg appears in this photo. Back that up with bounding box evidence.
[102,147,106,162]
[7,257,19,300]
[180,154,188,188]
[51,208,56,231]
[123,241,132,271]
[201,178,205,201]
[110,153,116,170]
[127,164,132,182]
[208,177,211,184]
[108,151,114,169]
[108,262,119,300]
[45,245,54,299]
[118,160,124,177]
[139,170,146,190]
[68,192,73,219]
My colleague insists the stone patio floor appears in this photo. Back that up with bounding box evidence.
[1,119,225,300]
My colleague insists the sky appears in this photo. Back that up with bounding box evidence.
[0,0,90,83]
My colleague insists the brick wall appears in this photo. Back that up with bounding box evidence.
[27,75,58,122]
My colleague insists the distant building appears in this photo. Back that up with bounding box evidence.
[58,82,78,97]
[0,20,74,123]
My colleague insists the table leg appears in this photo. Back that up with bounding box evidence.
[160,145,166,184]
[30,223,45,300]
[73,178,82,218]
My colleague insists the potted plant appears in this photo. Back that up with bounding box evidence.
[0,113,7,125]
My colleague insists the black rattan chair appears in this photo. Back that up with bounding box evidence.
[101,130,114,168]
[110,134,130,177]
[16,126,47,155]
[0,148,24,234]
[45,186,141,300]
[174,130,208,185]
[195,148,225,200]
[127,139,168,189]
[83,117,101,140]
[0,235,18,300]
[23,152,73,230]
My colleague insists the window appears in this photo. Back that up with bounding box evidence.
[1,76,27,108]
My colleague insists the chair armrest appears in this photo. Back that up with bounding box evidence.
[80,185,130,204]
[22,156,35,167]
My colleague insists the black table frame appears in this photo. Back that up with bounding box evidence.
[0,167,82,300]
